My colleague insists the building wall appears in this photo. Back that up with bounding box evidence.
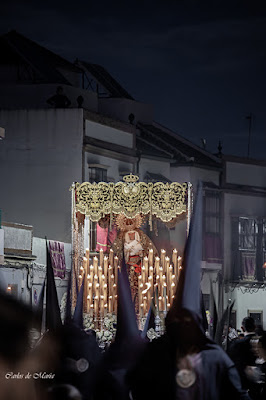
[85,119,134,148]
[170,165,220,187]
[226,161,266,187]
[225,287,266,330]
[139,157,171,181]
[0,108,83,241]
[0,266,27,301]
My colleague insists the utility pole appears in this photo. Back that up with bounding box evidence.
[246,113,253,158]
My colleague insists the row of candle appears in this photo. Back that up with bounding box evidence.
[78,248,119,316]
[78,248,182,318]
[138,249,182,316]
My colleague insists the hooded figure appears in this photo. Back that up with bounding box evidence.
[94,257,147,400]
[55,273,102,400]
[127,183,250,400]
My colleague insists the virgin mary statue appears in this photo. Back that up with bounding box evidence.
[111,214,158,310]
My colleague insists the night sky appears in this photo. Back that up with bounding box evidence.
[1,0,266,159]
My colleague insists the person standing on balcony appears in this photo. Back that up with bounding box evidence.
[47,86,71,108]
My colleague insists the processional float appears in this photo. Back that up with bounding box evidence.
[70,174,192,331]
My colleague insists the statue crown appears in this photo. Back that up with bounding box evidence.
[123,174,139,183]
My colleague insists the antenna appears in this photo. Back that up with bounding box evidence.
[246,113,253,158]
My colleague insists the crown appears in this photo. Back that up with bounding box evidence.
[123,174,139,183]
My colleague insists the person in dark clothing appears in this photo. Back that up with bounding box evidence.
[128,183,250,400]
[228,317,258,398]
[128,310,251,400]
[47,86,71,108]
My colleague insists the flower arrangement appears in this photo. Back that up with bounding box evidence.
[147,328,159,341]
[83,313,95,330]
[94,313,117,346]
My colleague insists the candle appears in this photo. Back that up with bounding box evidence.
[114,256,119,285]
[149,266,153,281]
[177,256,182,279]
[110,274,115,297]
[148,248,154,266]
[148,275,153,298]
[94,275,98,305]
[85,248,90,260]
[78,274,83,288]
[113,284,117,301]
[143,296,147,316]
[88,282,93,308]
[93,256,98,269]
[114,294,118,312]
[159,267,163,288]
[160,249,166,270]
[143,256,148,281]
[109,249,114,267]
[108,265,112,295]
[94,295,99,316]
[109,295,113,313]
[141,266,146,284]
[99,248,104,267]
[104,256,108,279]
[172,249,178,276]
[95,282,100,300]
[90,265,94,281]
[170,281,175,302]
[167,265,173,296]
[155,256,160,273]
[103,282,108,304]
[165,256,170,275]
[158,296,163,311]
[100,295,104,316]
[155,284,160,312]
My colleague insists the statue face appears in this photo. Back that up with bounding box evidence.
[128,232,136,241]
[124,218,136,231]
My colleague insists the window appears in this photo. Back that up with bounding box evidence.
[88,167,107,183]
[231,217,266,281]
[203,191,222,262]
[230,310,237,329]
[248,310,263,327]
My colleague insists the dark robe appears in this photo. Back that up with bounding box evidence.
[127,334,251,400]
[228,333,257,389]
